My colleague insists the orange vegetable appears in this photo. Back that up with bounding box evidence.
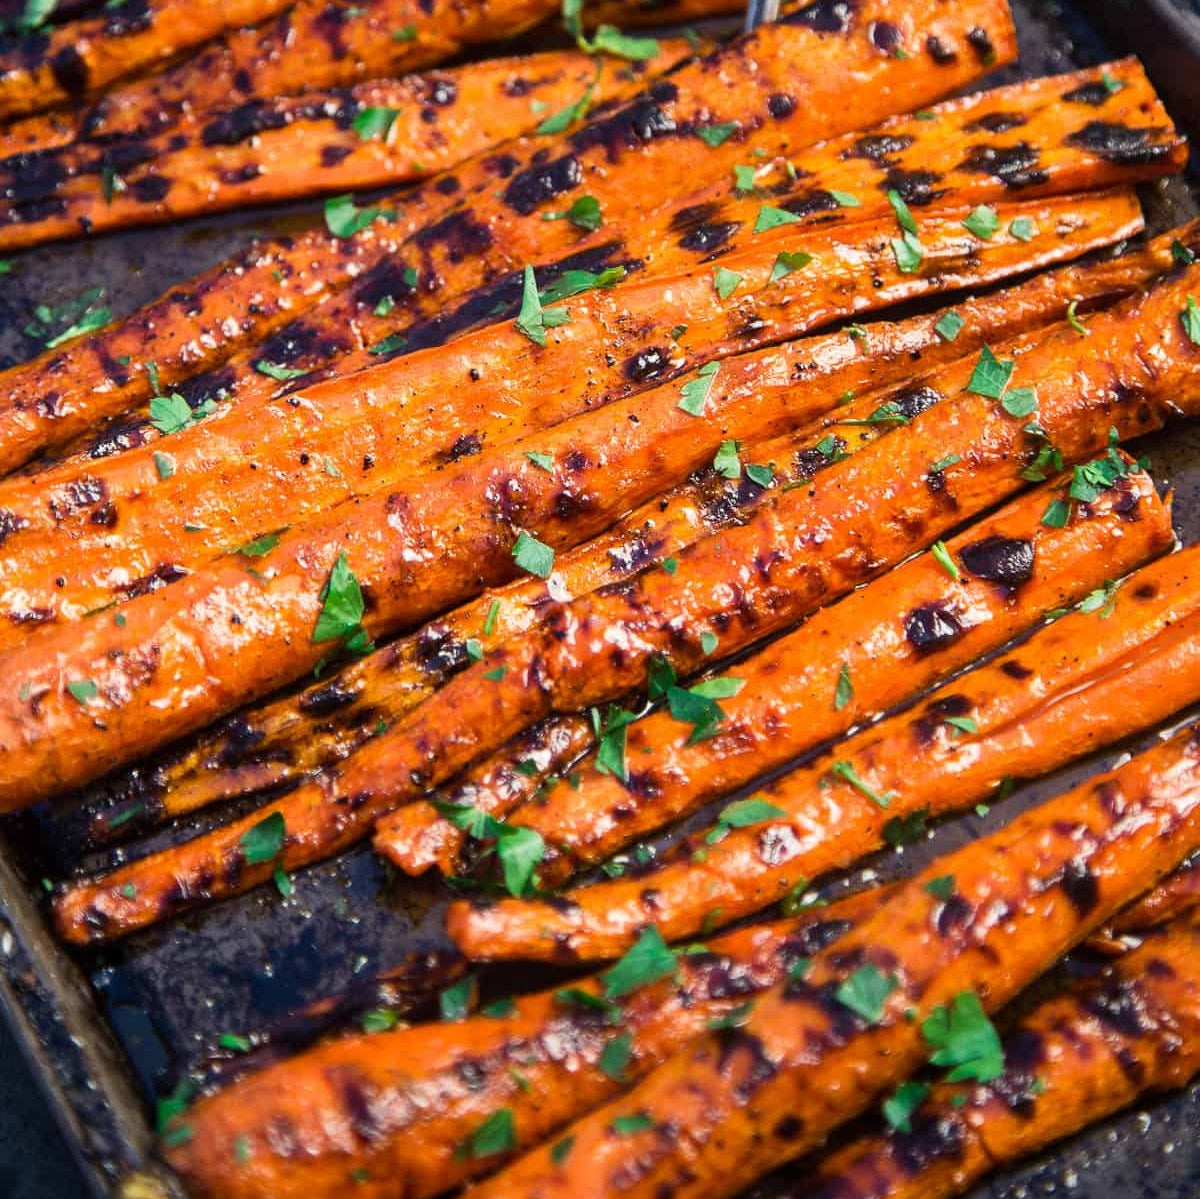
[465,723,1200,1199]
[47,253,1200,939]
[448,540,1200,961]
[0,191,1136,648]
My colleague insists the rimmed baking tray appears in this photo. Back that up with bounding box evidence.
[2,1,1199,1195]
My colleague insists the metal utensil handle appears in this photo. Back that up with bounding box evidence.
[743,0,780,33]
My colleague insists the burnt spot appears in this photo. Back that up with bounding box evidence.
[1066,122,1172,167]
[1005,1026,1047,1073]
[1000,659,1033,680]
[783,0,858,34]
[1061,858,1100,916]
[49,477,107,519]
[175,365,236,408]
[715,1028,778,1100]
[0,509,26,545]
[757,823,802,866]
[1084,977,1156,1038]
[330,1068,383,1143]
[103,0,152,36]
[413,626,469,675]
[564,448,590,472]
[7,607,54,625]
[882,168,945,207]
[671,201,719,235]
[298,681,358,716]
[912,693,973,746]
[960,142,1048,188]
[774,1114,803,1138]
[130,175,171,203]
[904,603,966,654]
[118,563,188,600]
[435,175,460,195]
[786,918,853,957]
[936,893,976,937]
[484,152,521,178]
[203,100,291,145]
[846,133,914,163]
[966,26,996,65]
[767,93,796,120]
[891,384,942,421]
[218,164,262,186]
[441,432,482,464]
[965,111,1028,134]
[417,206,494,261]
[89,503,118,528]
[925,35,957,65]
[781,189,842,220]
[50,46,88,96]
[570,83,680,163]
[679,220,739,253]
[1063,80,1116,107]
[869,21,901,54]
[2,150,68,205]
[894,1110,968,1175]
[958,536,1034,588]
[321,145,353,168]
[623,346,670,384]
[427,78,457,106]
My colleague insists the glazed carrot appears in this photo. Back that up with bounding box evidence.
[449,542,1200,961]
[1109,854,1200,935]
[465,724,1200,1199]
[0,192,1135,645]
[384,463,1172,883]
[0,0,295,120]
[0,43,701,250]
[166,888,887,1199]
[804,906,1200,1199]
[50,56,1175,467]
[48,258,1200,939]
[0,48,669,476]
[68,220,1191,850]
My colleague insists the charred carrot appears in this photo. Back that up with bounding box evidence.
[166,888,886,1199]
[47,256,1200,939]
[0,0,295,120]
[70,221,1191,851]
[0,44,669,476]
[449,541,1200,961]
[396,464,1172,890]
[465,724,1200,1199]
[1108,853,1200,935]
[48,56,1175,467]
[0,43,700,250]
[804,905,1200,1199]
[0,191,1135,646]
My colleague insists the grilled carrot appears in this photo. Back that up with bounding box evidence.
[804,905,1200,1199]
[465,723,1200,1199]
[1109,854,1200,935]
[400,462,1174,889]
[49,55,1175,467]
[0,43,700,250]
[449,541,1200,961]
[0,191,1134,646]
[71,221,1191,851]
[48,256,1200,939]
[0,47,670,477]
[0,0,295,120]
[166,888,886,1199]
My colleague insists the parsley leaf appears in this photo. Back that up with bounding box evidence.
[713,439,741,479]
[966,346,1015,399]
[704,797,786,844]
[239,811,286,865]
[598,1030,634,1081]
[324,194,393,238]
[313,552,367,646]
[515,265,570,346]
[456,1109,515,1159]
[254,359,308,382]
[602,927,678,998]
[512,530,555,578]
[536,69,598,135]
[883,1080,930,1132]
[934,310,964,341]
[1182,295,1200,346]
[829,760,892,808]
[754,204,801,233]
[712,266,742,299]
[963,205,999,240]
[439,976,474,1021]
[695,122,737,147]
[835,963,897,1024]
[922,991,1004,1082]
[543,194,602,231]
[834,663,853,710]
[593,704,637,781]
[66,679,99,704]
[538,265,625,304]
[678,361,719,416]
[352,106,400,141]
[770,249,813,283]
[586,25,659,60]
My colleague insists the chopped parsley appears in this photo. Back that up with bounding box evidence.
[255,359,308,382]
[883,1080,930,1132]
[713,439,741,479]
[512,530,555,578]
[1182,295,1200,345]
[598,1030,634,1081]
[602,926,678,998]
[704,797,786,845]
[543,194,603,231]
[66,679,99,704]
[754,204,801,233]
[1009,216,1035,242]
[324,194,393,238]
[313,553,370,651]
[966,346,1015,399]
[678,361,719,416]
[352,106,400,141]
[712,266,742,299]
[922,990,1004,1082]
[239,811,286,865]
[515,265,570,346]
[934,310,964,341]
[834,663,854,711]
[930,540,959,580]
[963,204,999,240]
[835,963,898,1024]
[770,249,813,283]
[439,976,474,1021]
[695,122,737,147]
[829,760,892,808]
[456,1109,516,1159]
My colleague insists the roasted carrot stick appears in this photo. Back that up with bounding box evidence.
[0,43,701,250]
[803,905,1200,1199]
[383,462,1172,884]
[68,219,1195,849]
[465,723,1200,1199]
[166,887,887,1199]
[449,542,1200,961]
[0,191,1134,645]
[51,55,1174,468]
[3,190,1147,817]
[0,0,295,120]
[0,48,671,477]
[1108,853,1200,935]
[48,257,1200,939]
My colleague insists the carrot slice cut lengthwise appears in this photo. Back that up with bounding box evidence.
[464,724,1200,1199]
[46,465,1170,943]
[165,889,887,1199]
[34,260,1200,930]
[0,190,1140,649]
[387,460,1176,886]
[804,905,1200,1199]
[445,542,1200,961]
[0,41,702,251]
[41,55,1178,476]
[62,218,1200,851]
[0,0,1015,476]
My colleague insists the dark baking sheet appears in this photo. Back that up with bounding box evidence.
[2,2,1200,1196]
